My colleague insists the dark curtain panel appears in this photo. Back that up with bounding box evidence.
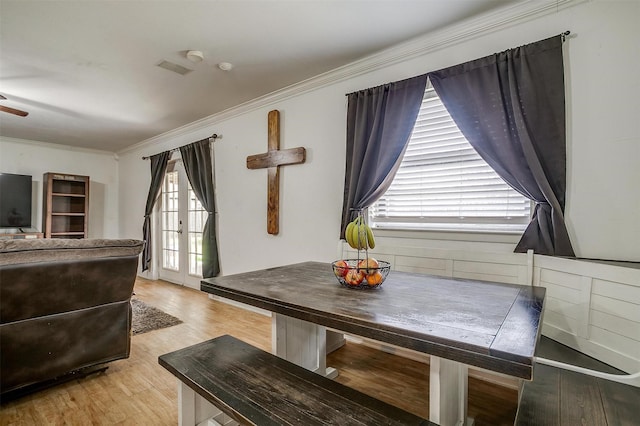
[142,150,171,272]
[340,74,428,237]
[429,35,574,256]
[179,139,220,278]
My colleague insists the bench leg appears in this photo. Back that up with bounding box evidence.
[272,313,338,378]
[429,356,471,426]
[178,381,221,426]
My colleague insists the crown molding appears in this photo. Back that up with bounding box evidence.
[119,0,586,156]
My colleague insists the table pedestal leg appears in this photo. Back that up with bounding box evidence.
[272,313,338,378]
[429,356,470,426]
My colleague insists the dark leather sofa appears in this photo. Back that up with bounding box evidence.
[0,238,144,398]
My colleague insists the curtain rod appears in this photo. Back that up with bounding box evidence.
[142,134,220,160]
[344,31,572,97]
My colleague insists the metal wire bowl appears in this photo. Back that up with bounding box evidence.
[331,259,391,289]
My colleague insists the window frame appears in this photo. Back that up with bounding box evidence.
[369,79,532,236]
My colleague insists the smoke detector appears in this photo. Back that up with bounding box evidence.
[218,62,233,71]
[186,50,204,63]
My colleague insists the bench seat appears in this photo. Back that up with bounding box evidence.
[159,334,434,426]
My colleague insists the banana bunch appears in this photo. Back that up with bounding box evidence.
[344,216,375,250]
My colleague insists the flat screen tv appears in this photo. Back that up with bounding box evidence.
[0,173,33,229]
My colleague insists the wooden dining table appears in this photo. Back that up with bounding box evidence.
[201,261,546,426]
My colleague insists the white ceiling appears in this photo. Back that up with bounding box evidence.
[0,0,518,152]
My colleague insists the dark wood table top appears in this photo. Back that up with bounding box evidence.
[201,261,546,379]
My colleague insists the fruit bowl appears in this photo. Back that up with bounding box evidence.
[331,259,391,290]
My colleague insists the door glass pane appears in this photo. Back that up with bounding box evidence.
[162,171,180,271]
[188,187,206,276]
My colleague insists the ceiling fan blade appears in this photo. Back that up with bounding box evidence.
[0,104,29,117]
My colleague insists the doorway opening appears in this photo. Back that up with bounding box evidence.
[156,160,206,289]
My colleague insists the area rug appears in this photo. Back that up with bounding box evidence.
[131,298,183,335]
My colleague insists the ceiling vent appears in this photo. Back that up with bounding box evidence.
[157,60,192,76]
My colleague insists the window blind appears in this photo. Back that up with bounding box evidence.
[371,82,531,231]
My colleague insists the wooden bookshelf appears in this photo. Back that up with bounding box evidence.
[42,173,89,239]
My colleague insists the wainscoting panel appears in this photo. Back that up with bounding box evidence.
[534,256,639,374]
[343,244,530,285]
[395,255,451,276]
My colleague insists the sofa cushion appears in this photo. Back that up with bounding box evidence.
[1,257,140,323]
[0,239,144,323]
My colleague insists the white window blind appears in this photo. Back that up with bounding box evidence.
[370,81,531,232]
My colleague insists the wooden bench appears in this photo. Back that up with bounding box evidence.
[515,356,640,425]
[159,335,435,426]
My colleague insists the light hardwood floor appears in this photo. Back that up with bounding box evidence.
[0,277,518,425]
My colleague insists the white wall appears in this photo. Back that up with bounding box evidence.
[561,1,640,262]
[119,90,350,275]
[118,0,639,275]
[0,137,120,238]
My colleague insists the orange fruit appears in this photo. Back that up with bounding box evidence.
[366,271,383,285]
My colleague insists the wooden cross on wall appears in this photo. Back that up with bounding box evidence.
[246,110,306,235]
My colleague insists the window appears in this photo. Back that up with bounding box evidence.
[161,170,180,270]
[370,80,531,232]
[188,187,207,276]
[160,164,207,278]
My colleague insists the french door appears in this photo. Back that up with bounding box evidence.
[156,160,207,289]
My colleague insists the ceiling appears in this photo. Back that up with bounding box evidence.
[0,0,518,153]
